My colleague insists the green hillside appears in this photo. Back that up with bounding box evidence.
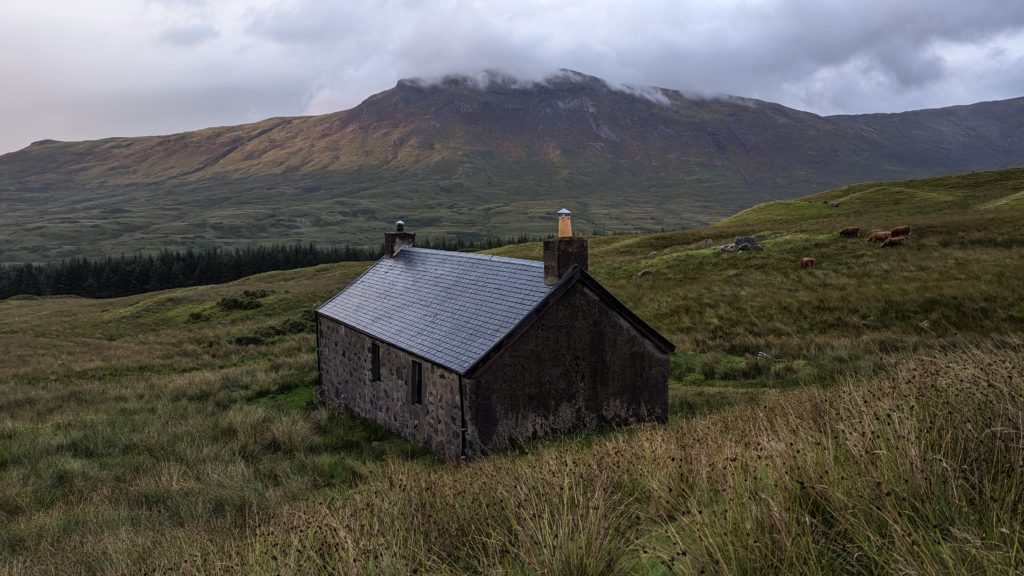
[2,71,1024,264]
[722,167,1024,227]
[2,168,1023,573]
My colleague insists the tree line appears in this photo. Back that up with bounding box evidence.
[0,235,539,300]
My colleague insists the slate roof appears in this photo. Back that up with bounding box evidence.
[317,247,554,374]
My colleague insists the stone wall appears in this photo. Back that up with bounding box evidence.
[317,316,466,460]
[472,282,668,452]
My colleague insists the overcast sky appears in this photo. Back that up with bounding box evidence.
[3,0,1024,154]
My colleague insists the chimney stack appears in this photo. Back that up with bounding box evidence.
[384,219,415,257]
[543,208,588,285]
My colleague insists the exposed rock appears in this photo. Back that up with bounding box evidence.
[637,269,653,278]
[720,236,763,252]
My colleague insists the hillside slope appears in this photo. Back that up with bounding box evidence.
[2,70,1024,263]
[2,168,1023,572]
[722,166,1024,227]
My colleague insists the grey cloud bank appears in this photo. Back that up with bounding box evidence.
[2,0,1024,154]
[157,22,220,47]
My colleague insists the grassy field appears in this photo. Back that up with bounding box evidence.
[1,168,1024,573]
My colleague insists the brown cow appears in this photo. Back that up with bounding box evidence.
[866,230,891,243]
[890,225,912,237]
[800,257,816,268]
[880,236,907,248]
[839,226,860,237]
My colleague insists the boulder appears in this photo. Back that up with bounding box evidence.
[734,236,763,251]
[721,236,763,252]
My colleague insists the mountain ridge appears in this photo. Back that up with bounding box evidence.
[2,70,1023,263]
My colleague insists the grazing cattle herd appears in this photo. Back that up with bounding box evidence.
[709,219,914,270]
[801,225,913,269]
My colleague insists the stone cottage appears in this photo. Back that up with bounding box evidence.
[315,210,674,459]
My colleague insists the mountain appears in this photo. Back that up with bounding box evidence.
[2,69,1023,263]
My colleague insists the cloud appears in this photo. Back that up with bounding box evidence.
[611,83,671,106]
[145,0,208,5]
[157,22,219,47]
[235,0,1024,115]
[2,0,1024,153]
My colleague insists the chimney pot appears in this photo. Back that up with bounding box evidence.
[557,208,573,238]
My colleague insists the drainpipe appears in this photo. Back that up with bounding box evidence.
[458,375,468,460]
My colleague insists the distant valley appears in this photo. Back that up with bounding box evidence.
[2,70,1023,263]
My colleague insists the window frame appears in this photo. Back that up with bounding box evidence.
[410,360,423,405]
[370,341,381,382]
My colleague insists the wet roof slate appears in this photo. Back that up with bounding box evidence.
[317,247,554,374]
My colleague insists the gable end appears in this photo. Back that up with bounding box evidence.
[464,266,675,378]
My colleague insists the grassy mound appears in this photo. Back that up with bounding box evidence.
[978,190,1024,210]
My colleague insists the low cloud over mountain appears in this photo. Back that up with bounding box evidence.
[3,0,1024,153]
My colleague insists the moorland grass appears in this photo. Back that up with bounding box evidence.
[227,344,1024,575]
[0,263,436,573]
[2,169,1024,573]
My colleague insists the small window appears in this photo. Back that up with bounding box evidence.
[371,342,381,382]
[410,360,423,405]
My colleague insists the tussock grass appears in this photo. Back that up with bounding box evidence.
[210,344,1024,575]
[0,263,433,573]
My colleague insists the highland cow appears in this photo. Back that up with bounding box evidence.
[800,257,816,268]
[839,226,860,237]
[866,231,891,243]
[880,236,907,248]
[890,225,912,238]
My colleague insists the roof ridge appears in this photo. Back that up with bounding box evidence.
[402,246,543,267]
